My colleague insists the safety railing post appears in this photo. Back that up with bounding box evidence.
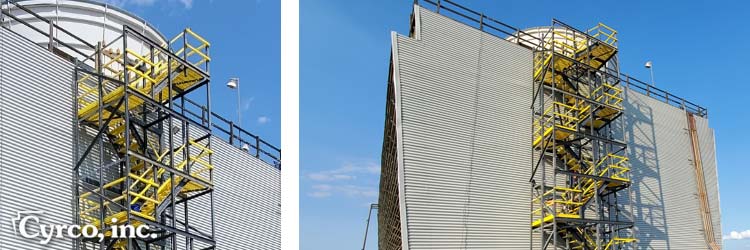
[48,19,54,52]
[255,135,260,158]
[228,121,234,144]
[436,0,441,13]
[96,42,102,74]
[479,13,484,30]
[202,106,208,127]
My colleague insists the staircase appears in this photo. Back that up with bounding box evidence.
[530,21,636,250]
[75,27,215,249]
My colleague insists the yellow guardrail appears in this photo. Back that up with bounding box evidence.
[588,22,618,47]
[592,82,624,109]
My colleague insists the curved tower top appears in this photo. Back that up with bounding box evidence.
[1,0,167,63]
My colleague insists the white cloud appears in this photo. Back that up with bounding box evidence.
[242,97,255,111]
[308,173,355,181]
[257,116,270,125]
[725,230,750,240]
[309,191,331,198]
[308,184,377,199]
[178,0,193,9]
[306,160,380,199]
[337,162,380,175]
[306,160,379,182]
[312,184,332,191]
[339,185,377,198]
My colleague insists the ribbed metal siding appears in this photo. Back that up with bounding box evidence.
[210,137,281,249]
[390,6,723,250]
[2,26,280,249]
[0,27,74,249]
[394,7,531,249]
[694,116,722,248]
[174,134,281,250]
[624,89,716,249]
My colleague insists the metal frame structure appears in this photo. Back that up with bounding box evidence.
[72,24,218,250]
[411,1,678,249]
[529,20,636,250]
[360,203,379,250]
[414,0,707,119]
[2,2,282,249]
[175,98,281,168]
[1,1,281,167]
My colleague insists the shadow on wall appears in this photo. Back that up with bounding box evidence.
[620,90,671,250]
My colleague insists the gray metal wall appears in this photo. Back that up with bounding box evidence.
[172,130,282,250]
[387,6,722,250]
[391,7,532,249]
[623,88,722,250]
[1,26,281,249]
[210,137,281,249]
[0,26,75,250]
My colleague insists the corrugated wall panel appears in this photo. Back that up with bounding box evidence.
[210,137,281,249]
[0,27,74,249]
[694,116,722,248]
[1,26,280,249]
[389,6,722,250]
[174,127,281,249]
[624,88,712,249]
[394,7,531,249]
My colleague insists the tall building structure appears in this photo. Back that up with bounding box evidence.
[0,0,280,249]
[379,2,721,250]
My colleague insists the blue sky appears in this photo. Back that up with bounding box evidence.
[107,0,281,147]
[301,0,750,249]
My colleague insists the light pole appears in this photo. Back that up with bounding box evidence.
[226,77,249,151]
[226,77,241,126]
[645,61,655,86]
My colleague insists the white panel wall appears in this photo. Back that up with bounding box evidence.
[0,26,74,249]
[393,7,532,249]
[389,6,722,250]
[1,26,280,249]
[694,116,722,248]
[211,137,281,249]
[624,89,722,250]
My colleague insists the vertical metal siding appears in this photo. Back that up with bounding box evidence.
[694,116,722,248]
[210,137,281,249]
[624,88,714,249]
[1,26,280,249]
[390,6,722,250]
[0,27,74,249]
[175,134,281,250]
[394,7,531,249]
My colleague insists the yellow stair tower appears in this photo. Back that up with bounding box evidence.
[73,25,216,249]
[530,20,637,250]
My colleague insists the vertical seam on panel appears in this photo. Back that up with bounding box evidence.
[461,32,483,249]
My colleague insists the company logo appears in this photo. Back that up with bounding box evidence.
[11,211,157,244]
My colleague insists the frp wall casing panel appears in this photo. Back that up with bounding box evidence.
[621,89,719,250]
[171,122,281,250]
[393,7,532,249]
[210,137,281,249]
[1,26,281,249]
[387,6,722,250]
[0,27,74,249]
[694,116,722,248]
